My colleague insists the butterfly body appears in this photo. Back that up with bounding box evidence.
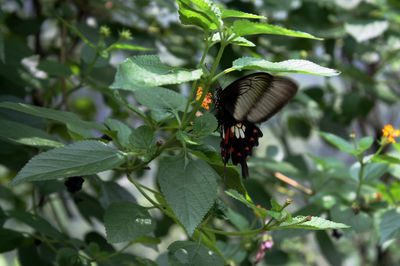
[215,72,298,178]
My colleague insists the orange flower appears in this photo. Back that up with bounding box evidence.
[196,87,212,110]
[254,204,266,217]
[382,124,400,143]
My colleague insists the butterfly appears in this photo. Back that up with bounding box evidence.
[215,72,298,179]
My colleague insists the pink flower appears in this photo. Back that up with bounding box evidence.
[254,231,274,264]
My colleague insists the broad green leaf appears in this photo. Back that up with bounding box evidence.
[216,241,247,265]
[37,60,72,77]
[319,131,357,155]
[168,240,223,266]
[133,236,161,245]
[345,20,389,42]
[379,208,400,244]
[315,231,343,266]
[189,145,248,197]
[232,57,340,76]
[104,201,156,243]
[105,118,132,147]
[110,55,203,90]
[99,181,137,209]
[74,192,105,224]
[180,0,222,28]
[157,155,218,235]
[358,136,374,153]
[109,43,152,51]
[9,141,125,186]
[233,20,322,40]
[0,102,106,131]
[8,210,64,240]
[129,125,155,158]
[0,119,63,148]
[330,205,371,233]
[177,0,214,30]
[221,9,265,19]
[56,248,79,266]
[272,216,350,230]
[134,87,187,113]
[193,113,218,137]
[0,228,25,253]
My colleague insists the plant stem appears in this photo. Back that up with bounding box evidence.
[355,161,365,202]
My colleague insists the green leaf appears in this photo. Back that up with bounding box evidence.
[372,155,400,165]
[232,57,340,76]
[177,0,214,30]
[319,131,357,155]
[168,240,223,265]
[134,87,188,113]
[133,236,161,245]
[211,33,255,47]
[104,201,156,243]
[358,136,374,153]
[0,119,63,148]
[9,141,125,186]
[330,205,371,233]
[272,216,350,230]
[345,20,389,42]
[224,209,249,231]
[81,44,108,68]
[379,208,400,244]
[221,9,265,19]
[8,210,64,240]
[180,0,222,28]
[129,125,155,155]
[110,55,203,90]
[37,60,72,77]
[109,43,152,51]
[157,155,218,235]
[56,248,79,266]
[105,118,132,147]
[225,189,280,219]
[99,181,137,209]
[193,113,218,137]
[177,131,201,146]
[189,145,248,197]
[0,228,25,253]
[0,102,106,131]
[233,20,322,40]
[315,231,343,266]
[350,162,388,184]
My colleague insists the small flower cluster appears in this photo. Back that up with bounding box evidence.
[255,231,274,264]
[196,87,212,110]
[382,124,400,144]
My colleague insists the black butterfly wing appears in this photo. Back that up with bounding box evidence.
[218,72,298,123]
[216,72,298,179]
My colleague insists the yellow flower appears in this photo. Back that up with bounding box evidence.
[196,87,212,110]
[382,124,400,143]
